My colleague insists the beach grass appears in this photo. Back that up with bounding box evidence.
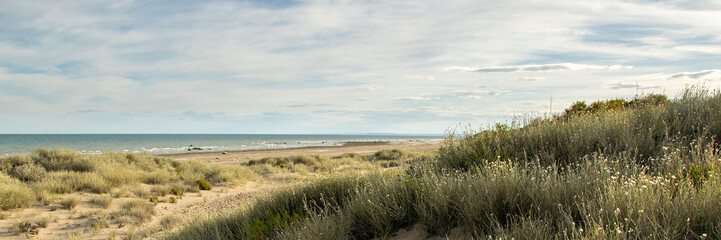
[0,172,35,210]
[0,135,427,239]
[90,195,113,209]
[0,149,258,211]
[58,196,79,210]
[164,86,721,239]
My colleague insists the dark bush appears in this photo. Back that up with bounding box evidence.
[196,179,212,190]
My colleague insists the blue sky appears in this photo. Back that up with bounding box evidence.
[1,0,720,134]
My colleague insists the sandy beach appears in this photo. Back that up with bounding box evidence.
[162,139,444,163]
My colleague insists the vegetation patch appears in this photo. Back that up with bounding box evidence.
[165,87,721,240]
[113,199,156,224]
[0,173,34,210]
[196,179,212,190]
[59,196,79,210]
[91,195,113,209]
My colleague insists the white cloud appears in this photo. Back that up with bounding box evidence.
[453,89,511,99]
[446,63,632,73]
[518,77,546,81]
[0,0,720,133]
[668,69,721,80]
[393,96,440,101]
[605,81,660,90]
[453,90,485,99]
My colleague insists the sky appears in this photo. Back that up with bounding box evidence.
[1,0,720,134]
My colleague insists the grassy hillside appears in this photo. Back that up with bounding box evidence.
[165,87,721,239]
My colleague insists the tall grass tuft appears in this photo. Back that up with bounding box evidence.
[59,196,79,210]
[91,195,113,209]
[0,172,34,210]
[113,199,155,224]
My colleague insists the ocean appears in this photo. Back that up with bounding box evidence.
[0,134,444,155]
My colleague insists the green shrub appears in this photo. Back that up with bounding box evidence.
[170,187,184,196]
[686,163,716,189]
[564,100,588,115]
[196,179,212,190]
[248,210,302,239]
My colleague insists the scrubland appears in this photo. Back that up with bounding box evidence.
[0,140,425,239]
[164,87,721,239]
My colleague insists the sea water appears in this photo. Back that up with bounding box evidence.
[0,134,444,155]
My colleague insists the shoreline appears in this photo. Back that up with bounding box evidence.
[0,137,444,156]
[162,139,444,163]
[158,140,394,156]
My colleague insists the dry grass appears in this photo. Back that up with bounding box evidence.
[112,199,156,224]
[91,195,113,209]
[0,149,258,212]
[0,172,34,210]
[58,196,80,210]
[165,87,721,240]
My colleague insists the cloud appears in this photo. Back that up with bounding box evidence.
[0,0,720,133]
[453,90,485,99]
[518,77,546,81]
[668,69,721,79]
[67,109,103,115]
[403,75,435,81]
[355,86,383,91]
[286,103,333,108]
[606,82,660,90]
[393,96,440,101]
[178,111,228,120]
[446,63,632,73]
[453,89,510,99]
[487,90,510,96]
